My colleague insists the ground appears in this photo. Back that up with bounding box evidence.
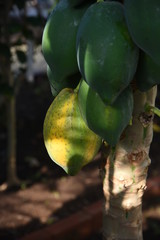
[0,75,160,240]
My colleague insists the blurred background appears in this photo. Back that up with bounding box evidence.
[0,1,160,240]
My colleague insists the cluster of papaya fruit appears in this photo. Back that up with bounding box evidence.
[42,0,160,175]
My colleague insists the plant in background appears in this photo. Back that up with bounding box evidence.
[42,0,160,239]
[0,0,47,188]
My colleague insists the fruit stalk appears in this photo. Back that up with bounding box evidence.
[102,86,157,240]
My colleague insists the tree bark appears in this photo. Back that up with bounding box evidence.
[102,86,157,240]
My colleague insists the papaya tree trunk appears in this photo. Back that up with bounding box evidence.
[102,86,157,240]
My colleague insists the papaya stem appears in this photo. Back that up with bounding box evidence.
[145,103,160,118]
[74,81,81,93]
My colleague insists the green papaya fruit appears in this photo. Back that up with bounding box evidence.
[42,0,89,82]
[124,0,160,65]
[136,51,160,92]
[78,80,133,146]
[76,1,139,104]
[47,66,81,97]
[43,87,102,175]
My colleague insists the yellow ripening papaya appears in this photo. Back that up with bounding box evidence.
[47,66,81,97]
[76,1,139,104]
[78,80,133,146]
[124,0,160,65]
[42,0,90,83]
[43,87,102,175]
[136,51,160,92]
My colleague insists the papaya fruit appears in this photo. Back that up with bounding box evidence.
[43,87,102,175]
[42,0,90,83]
[76,1,139,104]
[78,80,133,146]
[47,66,81,97]
[124,0,160,65]
[136,51,160,92]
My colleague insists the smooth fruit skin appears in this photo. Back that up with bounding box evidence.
[124,0,160,65]
[136,51,160,92]
[42,0,89,82]
[43,88,102,175]
[47,66,80,97]
[78,80,133,146]
[76,1,139,104]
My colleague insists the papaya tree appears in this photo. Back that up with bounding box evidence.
[42,0,160,239]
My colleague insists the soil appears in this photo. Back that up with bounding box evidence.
[0,75,160,240]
